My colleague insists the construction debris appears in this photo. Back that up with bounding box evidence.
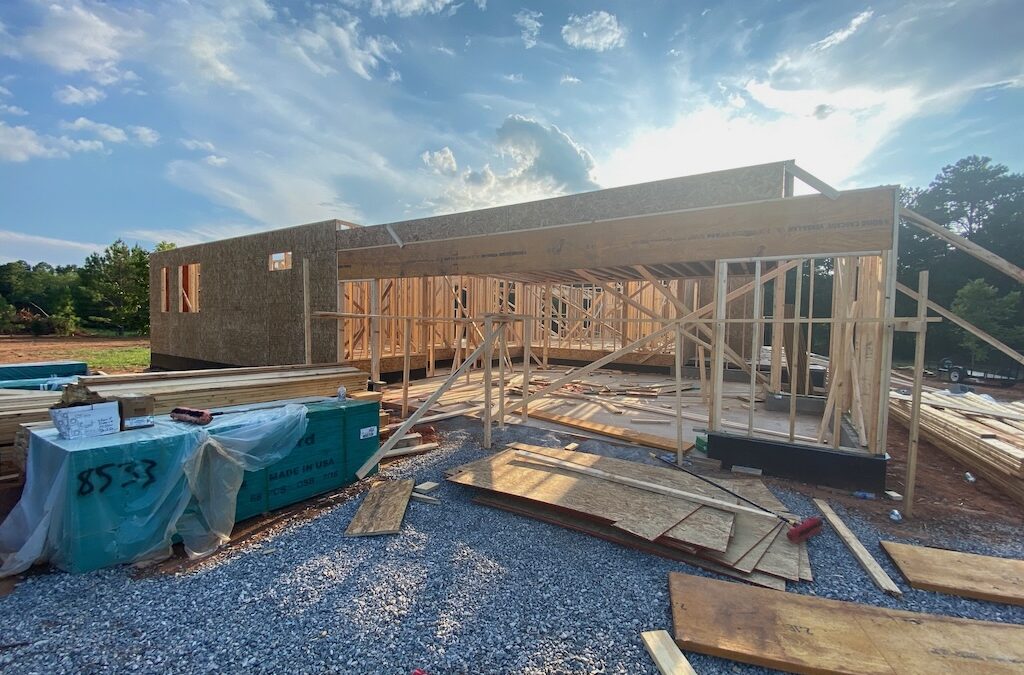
[881,541,1024,606]
[640,629,697,675]
[812,498,902,597]
[345,479,414,536]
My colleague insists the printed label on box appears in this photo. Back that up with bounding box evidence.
[359,425,378,439]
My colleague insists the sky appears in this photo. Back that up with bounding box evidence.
[1,0,1023,265]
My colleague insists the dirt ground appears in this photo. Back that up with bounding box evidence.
[0,336,150,374]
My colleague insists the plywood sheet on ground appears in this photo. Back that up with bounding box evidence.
[881,541,1024,606]
[669,572,1024,674]
[449,446,735,552]
[474,494,785,590]
[345,479,414,536]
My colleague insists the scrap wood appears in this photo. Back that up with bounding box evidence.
[473,493,784,590]
[380,442,439,460]
[669,572,1024,675]
[410,493,440,504]
[641,630,697,675]
[413,481,440,494]
[345,479,414,536]
[812,498,902,597]
[524,407,694,454]
[881,541,1024,606]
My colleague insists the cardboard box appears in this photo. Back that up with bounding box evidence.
[49,402,121,440]
[116,394,155,430]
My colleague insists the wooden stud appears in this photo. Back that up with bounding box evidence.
[904,271,928,518]
[812,498,902,596]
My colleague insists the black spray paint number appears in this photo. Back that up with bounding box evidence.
[77,459,157,497]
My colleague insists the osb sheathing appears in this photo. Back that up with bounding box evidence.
[150,220,339,367]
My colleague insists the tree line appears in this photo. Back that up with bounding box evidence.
[1,155,1022,369]
[0,240,174,336]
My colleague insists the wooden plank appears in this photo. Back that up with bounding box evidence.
[345,479,414,536]
[410,493,440,504]
[881,541,1024,606]
[812,498,902,597]
[337,188,897,279]
[641,630,698,675]
[414,481,440,494]
[526,407,694,454]
[904,271,928,517]
[669,572,1024,675]
[902,207,1024,285]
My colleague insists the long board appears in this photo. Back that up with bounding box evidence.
[669,572,1024,674]
[345,479,414,536]
[881,541,1024,606]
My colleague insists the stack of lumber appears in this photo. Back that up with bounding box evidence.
[447,444,811,590]
[889,390,1024,504]
[0,364,369,473]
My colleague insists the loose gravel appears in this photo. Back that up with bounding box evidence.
[1,418,1022,674]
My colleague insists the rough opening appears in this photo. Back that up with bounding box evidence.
[269,251,293,271]
[179,263,201,313]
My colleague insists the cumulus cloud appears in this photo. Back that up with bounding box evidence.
[129,125,160,145]
[514,9,542,49]
[560,74,581,85]
[562,11,625,51]
[0,121,106,162]
[180,138,216,152]
[54,84,106,105]
[203,154,228,166]
[0,104,28,116]
[421,146,457,175]
[426,115,597,212]
[61,116,128,142]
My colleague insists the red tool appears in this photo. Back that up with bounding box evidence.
[170,407,215,425]
[787,516,824,543]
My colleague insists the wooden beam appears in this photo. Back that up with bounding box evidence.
[902,207,1024,284]
[896,281,1024,367]
[641,630,698,675]
[785,161,840,200]
[812,498,902,596]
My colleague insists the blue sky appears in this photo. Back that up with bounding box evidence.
[1,0,1023,264]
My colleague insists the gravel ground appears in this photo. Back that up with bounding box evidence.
[1,418,1022,674]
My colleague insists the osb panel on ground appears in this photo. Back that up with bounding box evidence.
[669,572,1024,674]
[345,479,414,536]
[881,541,1024,606]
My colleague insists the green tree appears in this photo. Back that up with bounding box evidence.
[154,241,177,252]
[0,295,15,335]
[80,240,151,335]
[50,298,80,337]
[949,279,1024,366]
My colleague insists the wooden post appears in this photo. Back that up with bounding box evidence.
[369,278,381,383]
[804,259,815,394]
[401,317,411,419]
[483,316,494,449]
[770,263,787,392]
[303,258,313,365]
[542,283,551,366]
[522,316,532,421]
[789,260,804,442]
[498,319,507,429]
[748,260,762,436]
[336,280,346,363]
[675,322,685,466]
[709,261,727,432]
[904,270,929,518]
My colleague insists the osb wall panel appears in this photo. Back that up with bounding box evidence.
[150,220,338,367]
[337,162,787,251]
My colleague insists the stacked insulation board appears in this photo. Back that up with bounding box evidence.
[889,390,1024,505]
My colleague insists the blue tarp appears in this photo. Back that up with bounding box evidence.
[0,376,79,391]
[0,360,87,380]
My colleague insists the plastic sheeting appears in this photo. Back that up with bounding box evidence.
[0,404,308,576]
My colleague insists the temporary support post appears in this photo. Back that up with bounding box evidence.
[748,260,762,436]
[902,208,1024,284]
[709,261,727,432]
[483,316,494,449]
[369,278,381,383]
[904,271,929,518]
[356,324,500,478]
[401,317,412,419]
[303,258,313,365]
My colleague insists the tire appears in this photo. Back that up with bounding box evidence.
[948,367,964,384]
[939,357,955,371]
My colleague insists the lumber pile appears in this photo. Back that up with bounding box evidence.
[889,390,1024,504]
[0,364,369,474]
[447,445,811,590]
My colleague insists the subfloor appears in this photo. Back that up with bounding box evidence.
[0,418,1021,674]
[383,365,829,451]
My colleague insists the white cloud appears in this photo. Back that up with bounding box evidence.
[503,73,524,83]
[180,138,216,152]
[55,136,105,154]
[514,9,542,49]
[387,69,402,83]
[433,45,456,56]
[0,122,60,162]
[288,12,400,81]
[129,125,160,145]
[562,11,626,51]
[360,0,460,17]
[0,86,11,97]
[426,115,597,212]
[190,36,244,86]
[54,84,107,105]
[0,230,104,265]
[560,74,581,85]
[61,117,128,143]
[0,104,28,116]
[17,3,139,83]
[421,146,457,175]
[203,154,228,166]
[811,10,873,52]
[120,223,263,248]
